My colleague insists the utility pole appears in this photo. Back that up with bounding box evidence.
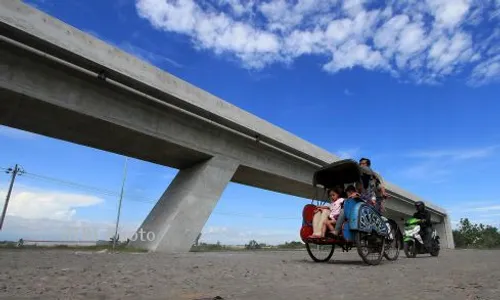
[112,157,128,251]
[1,164,24,230]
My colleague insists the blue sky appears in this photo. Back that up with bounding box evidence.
[1,0,500,244]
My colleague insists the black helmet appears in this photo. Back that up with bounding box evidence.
[415,201,425,211]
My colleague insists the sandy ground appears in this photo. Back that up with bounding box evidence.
[0,248,498,299]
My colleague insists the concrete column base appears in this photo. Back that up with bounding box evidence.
[443,215,455,249]
[435,215,455,249]
[128,156,239,252]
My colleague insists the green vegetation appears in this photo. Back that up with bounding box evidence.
[0,243,147,252]
[190,240,306,252]
[4,219,500,252]
[190,241,230,252]
[188,233,306,252]
[0,238,148,252]
[1,231,307,253]
[453,218,500,249]
[276,241,306,249]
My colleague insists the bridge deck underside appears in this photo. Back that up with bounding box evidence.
[0,88,318,199]
[0,88,211,169]
[0,41,325,200]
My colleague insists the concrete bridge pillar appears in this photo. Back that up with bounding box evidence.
[435,215,455,249]
[129,156,239,252]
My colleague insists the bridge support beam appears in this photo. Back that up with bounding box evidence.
[435,215,455,249]
[129,156,239,252]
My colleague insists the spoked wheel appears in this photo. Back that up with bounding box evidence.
[403,241,417,258]
[355,231,385,265]
[305,242,334,262]
[383,224,401,261]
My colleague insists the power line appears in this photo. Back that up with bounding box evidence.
[2,166,302,221]
[19,171,155,203]
[22,172,119,196]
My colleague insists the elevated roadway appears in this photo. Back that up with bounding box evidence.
[0,0,454,251]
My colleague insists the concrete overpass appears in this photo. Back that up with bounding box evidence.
[0,0,454,251]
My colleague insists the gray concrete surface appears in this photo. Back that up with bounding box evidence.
[0,249,498,299]
[129,156,239,252]
[0,0,334,165]
[0,0,454,250]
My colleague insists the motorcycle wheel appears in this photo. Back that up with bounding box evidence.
[429,239,440,257]
[383,223,401,261]
[403,241,417,258]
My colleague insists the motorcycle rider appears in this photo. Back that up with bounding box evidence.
[413,201,432,251]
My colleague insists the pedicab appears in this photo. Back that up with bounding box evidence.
[300,159,401,265]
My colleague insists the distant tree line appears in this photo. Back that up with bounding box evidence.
[453,218,500,249]
[189,236,306,252]
[276,241,305,249]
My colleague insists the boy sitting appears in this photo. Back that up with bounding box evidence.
[331,185,359,236]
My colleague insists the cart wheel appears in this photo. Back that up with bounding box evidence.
[383,224,401,261]
[356,231,385,265]
[305,242,334,262]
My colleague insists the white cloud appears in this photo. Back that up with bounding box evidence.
[0,186,103,221]
[0,185,133,242]
[447,201,500,229]
[1,216,112,241]
[493,0,500,20]
[336,148,360,159]
[471,205,500,212]
[134,0,500,85]
[400,160,451,183]
[136,0,282,69]
[0,184,301,245]
[407,145,498,160]
[221,0,255,18]
[400,145,498,182]
[468,54,500,86]
[0,215,142,243]
[426,0,472,29]
[427,31,475,77]
[373,14,410,53]
[397,22,428,56]
[323,40,387,73]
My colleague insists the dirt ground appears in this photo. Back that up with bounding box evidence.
[0,248,498,300]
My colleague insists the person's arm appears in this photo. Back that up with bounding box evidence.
[380,185,388,198]
[375,173,388,198]
[424,211,431,225]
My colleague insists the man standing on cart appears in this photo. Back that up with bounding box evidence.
[358,158,387,213]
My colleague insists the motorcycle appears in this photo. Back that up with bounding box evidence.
[403,217,440,258]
